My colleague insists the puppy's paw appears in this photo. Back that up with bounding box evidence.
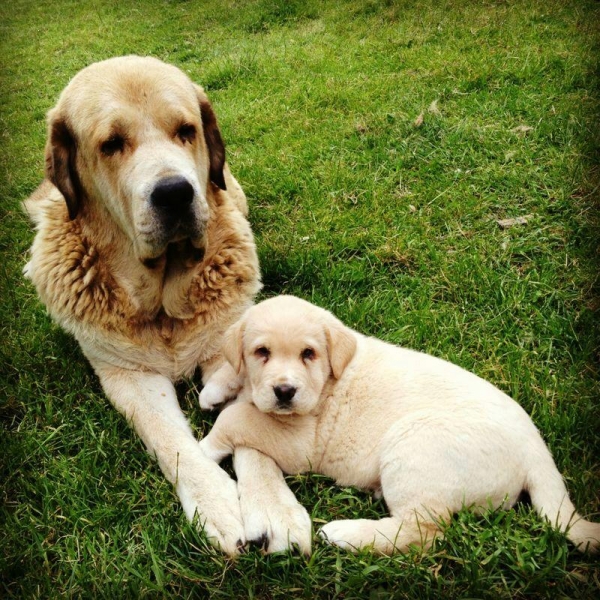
[319,520,366,552]
[198,436,231,463]
[240,481,312,555]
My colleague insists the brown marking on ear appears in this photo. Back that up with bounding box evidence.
[221,317,245,374]
[45,111,82,219]
[195,85,226,191]
[325,318,357,379]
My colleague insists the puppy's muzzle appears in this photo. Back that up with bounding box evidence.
[151,176,194,220]
[273,384,297,408]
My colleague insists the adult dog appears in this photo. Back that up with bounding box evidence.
[23,56,310,555]
[200,295,600,554]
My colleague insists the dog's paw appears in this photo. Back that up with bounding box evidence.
[177,466,245,557]
[23,261,33,280]
[240,480,312,555]
[199,380,229,410]
[199,363,243,411]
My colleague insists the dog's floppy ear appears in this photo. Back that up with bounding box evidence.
[221,316,246,374]
[45,109,82,219]
[195,85,226,191]
[325,317,357,379]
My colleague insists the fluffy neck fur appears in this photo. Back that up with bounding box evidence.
[26,181,260,332]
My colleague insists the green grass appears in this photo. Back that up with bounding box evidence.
[1,0,599,597]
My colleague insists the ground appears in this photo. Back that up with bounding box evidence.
[1,1,599,598]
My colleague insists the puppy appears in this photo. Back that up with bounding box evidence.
[199,295,600,554]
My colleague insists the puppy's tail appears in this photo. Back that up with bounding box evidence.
[526,450,600,554]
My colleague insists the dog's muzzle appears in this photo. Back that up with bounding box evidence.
[146,175,207,253]
[150,176,195,222]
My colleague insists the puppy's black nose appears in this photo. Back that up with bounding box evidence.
[273,384,297,405]
[150,176,194,213]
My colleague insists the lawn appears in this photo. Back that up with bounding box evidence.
[1,0,599,597]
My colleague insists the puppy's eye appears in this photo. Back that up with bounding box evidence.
[254,346,270,360]
[177,123,196,144]
[301,348,316,362]
[100,135,125,156]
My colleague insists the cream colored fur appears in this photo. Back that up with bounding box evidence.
[200,295,600,555]
[23,57,311,556]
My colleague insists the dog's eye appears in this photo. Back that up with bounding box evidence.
[177,124,196,144]
[301,348,316,362]
[100,135,125,156]
[254,346,270,360]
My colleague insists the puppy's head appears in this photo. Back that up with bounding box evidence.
[45,55,226,263]
[222,296,357,415]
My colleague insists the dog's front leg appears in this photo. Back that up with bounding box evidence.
[199,360,243,410]
[235,448,312,555]
[199,402,313,554]
[93,362,245,556]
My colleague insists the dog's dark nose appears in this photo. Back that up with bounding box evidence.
[273,384,297,405]
[150,176,194,213]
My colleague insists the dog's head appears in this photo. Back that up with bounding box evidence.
[45,55,226,263]
[222,296,357,415]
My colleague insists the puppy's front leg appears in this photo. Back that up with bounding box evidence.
[199,402,276,463]
[198,406,241,463]
[199,402,315,474]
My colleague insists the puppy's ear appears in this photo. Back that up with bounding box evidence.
[45,109,81,220]
[195,84,226,191]
[221,317,246,374]
[325,317,357,379]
